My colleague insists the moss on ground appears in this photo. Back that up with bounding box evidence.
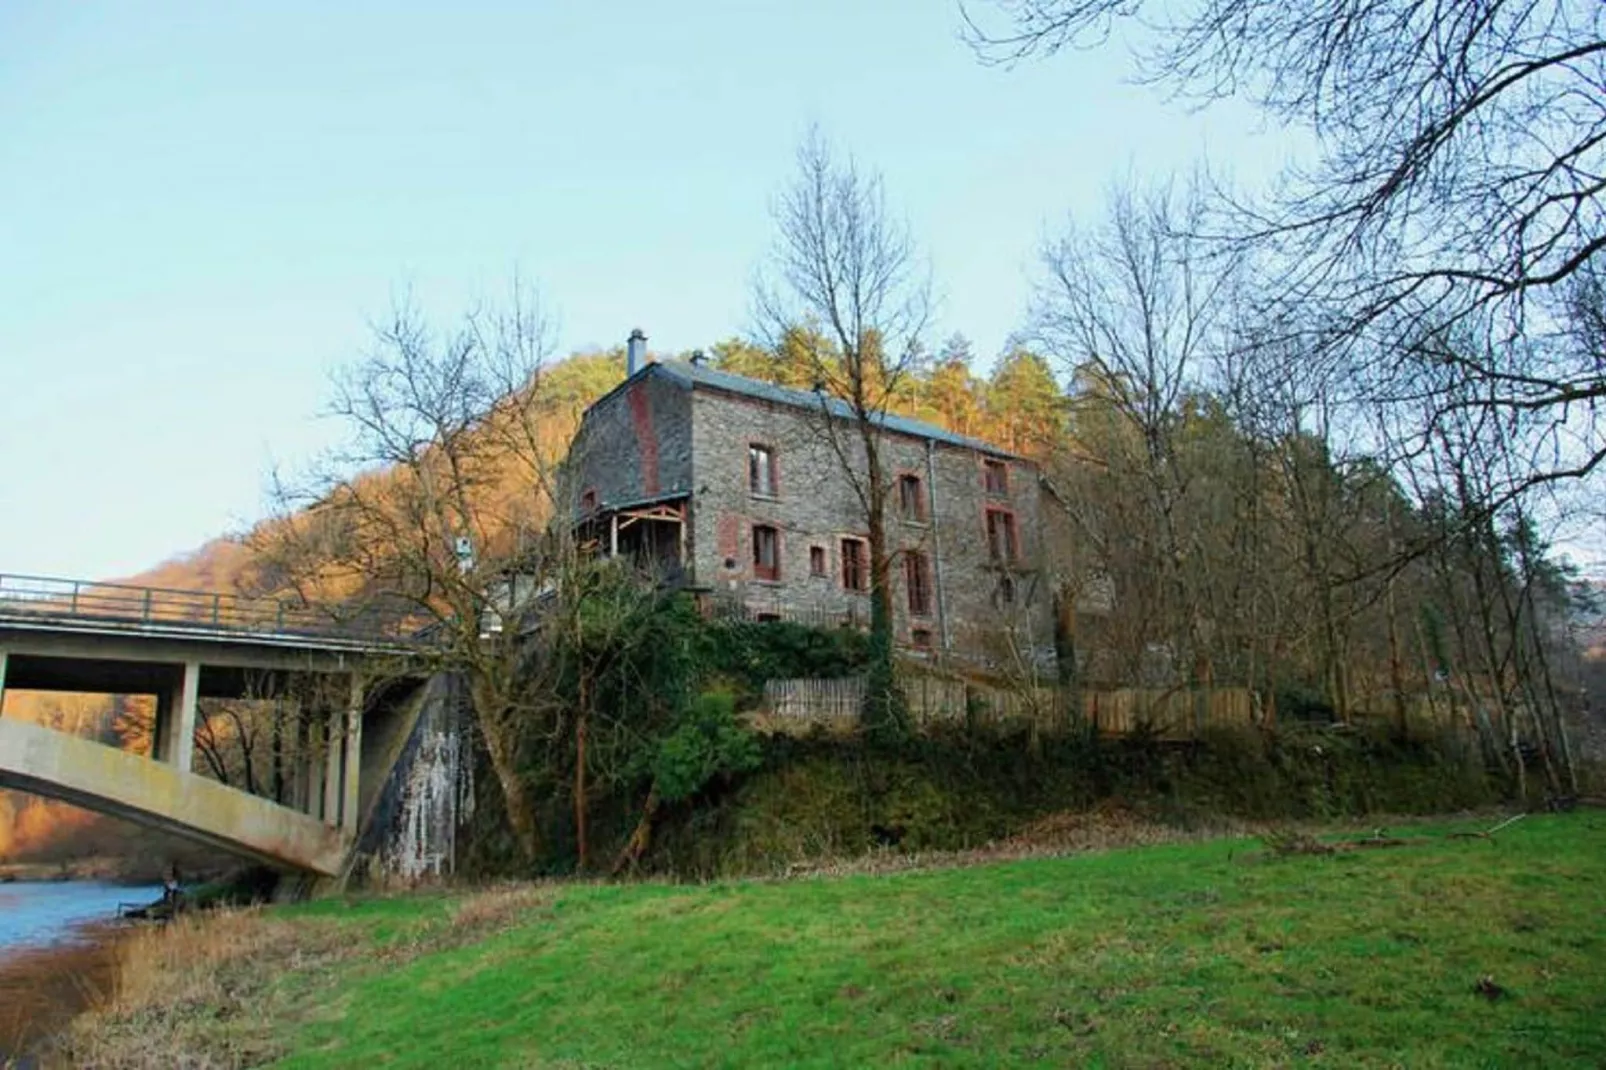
[643,723,1499,878]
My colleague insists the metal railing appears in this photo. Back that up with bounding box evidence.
[0,573,405,643]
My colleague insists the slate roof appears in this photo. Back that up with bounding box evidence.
[642,359,1023,460]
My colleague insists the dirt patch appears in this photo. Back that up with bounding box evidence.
[1004,799,1233,852]
[770,801,1247,881]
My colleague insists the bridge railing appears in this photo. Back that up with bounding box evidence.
[0,573,405,642]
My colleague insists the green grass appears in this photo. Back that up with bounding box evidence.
[126,815,1606,1067]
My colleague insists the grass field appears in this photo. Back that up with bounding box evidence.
[67,813,1606,1068]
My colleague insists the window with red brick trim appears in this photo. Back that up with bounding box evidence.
[911,627,934,651]
[985,508,1018,562]
[749,443,777,497]
[983,458,1009,496]
[753,524,780,581]
[809,545,827,577]
[904,550,932,616]
[841,537,869,592]
[898,473,925,520]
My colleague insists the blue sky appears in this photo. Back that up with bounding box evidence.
[0,1,1291,581]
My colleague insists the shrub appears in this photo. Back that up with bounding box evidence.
[651,691,763,804]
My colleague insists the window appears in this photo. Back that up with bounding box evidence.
[985,508,1018,563]
[809,545,827,577]
[756,612,782,623]
[904,551,932,616]
[995,574,1016,606]
[752,524,780,581]
[911,627,933,651]
[983,458,1009,496]
[580,488,597,512]
[898,473,925,521]
[840,537,869,592]
[749,443,777,497]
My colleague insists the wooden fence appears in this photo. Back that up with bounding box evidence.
[1083,687,1258,740]
[761,677,865,729]
[759,675,1257,739]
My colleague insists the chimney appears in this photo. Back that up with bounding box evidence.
[689,349,707,367]
[626,328,647,377]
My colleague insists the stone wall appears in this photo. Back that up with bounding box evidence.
[687,385,1055,667]
[567,371,695,513]
[564,364,1058,667]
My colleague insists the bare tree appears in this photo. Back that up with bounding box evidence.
[252,280,564,865]
[753,129,932,736]
[1033,182,1236,691]
[968,0,1606,501]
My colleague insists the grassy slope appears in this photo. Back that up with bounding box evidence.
[118,815,1606,1068]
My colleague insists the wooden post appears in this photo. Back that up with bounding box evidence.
[677,504,688,570]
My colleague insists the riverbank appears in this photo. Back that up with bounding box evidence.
[0,879,169,1069]
[61,812,1606,1068]
[0,859,148,885]
[0,923,126,1068]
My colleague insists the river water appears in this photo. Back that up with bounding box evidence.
[0,882,159,950]
[0,881,162,1065]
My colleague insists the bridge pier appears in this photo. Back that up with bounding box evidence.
[341,674,364,832]
[151,660,201,771]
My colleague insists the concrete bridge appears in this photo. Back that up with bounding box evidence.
[0,574,442,879]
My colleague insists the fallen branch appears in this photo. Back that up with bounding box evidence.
[1450,812,1527,842]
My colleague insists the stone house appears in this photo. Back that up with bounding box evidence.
[566,334,1057,669]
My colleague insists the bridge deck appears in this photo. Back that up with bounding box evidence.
[0,572,412,654]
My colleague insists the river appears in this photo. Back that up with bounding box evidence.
[0,881,162,1066]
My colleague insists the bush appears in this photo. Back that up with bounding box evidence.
[651,691,763,804]
[696,619,870,707]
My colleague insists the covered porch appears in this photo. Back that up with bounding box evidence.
[576,492,690,584]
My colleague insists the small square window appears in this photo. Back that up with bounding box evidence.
[753,524,780,581]
[898,474,925,521]
[749,444,777,497]
[580,488,597,512]
[809,545,827,577]
[983,458,1009,496]
[840,537,868,592]
[911,627,933,651]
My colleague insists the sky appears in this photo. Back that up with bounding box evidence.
[0,1,1294,582]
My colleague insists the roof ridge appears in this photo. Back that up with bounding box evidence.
[654,359,1023,460]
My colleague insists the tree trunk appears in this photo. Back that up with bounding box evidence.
[861,435,905,740]
[481,723,540,865]
[1387,572,1409,736]
[471,677,541,865]
[574,707,589,872]
[611,787,661,876]
[270,697,286,805]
